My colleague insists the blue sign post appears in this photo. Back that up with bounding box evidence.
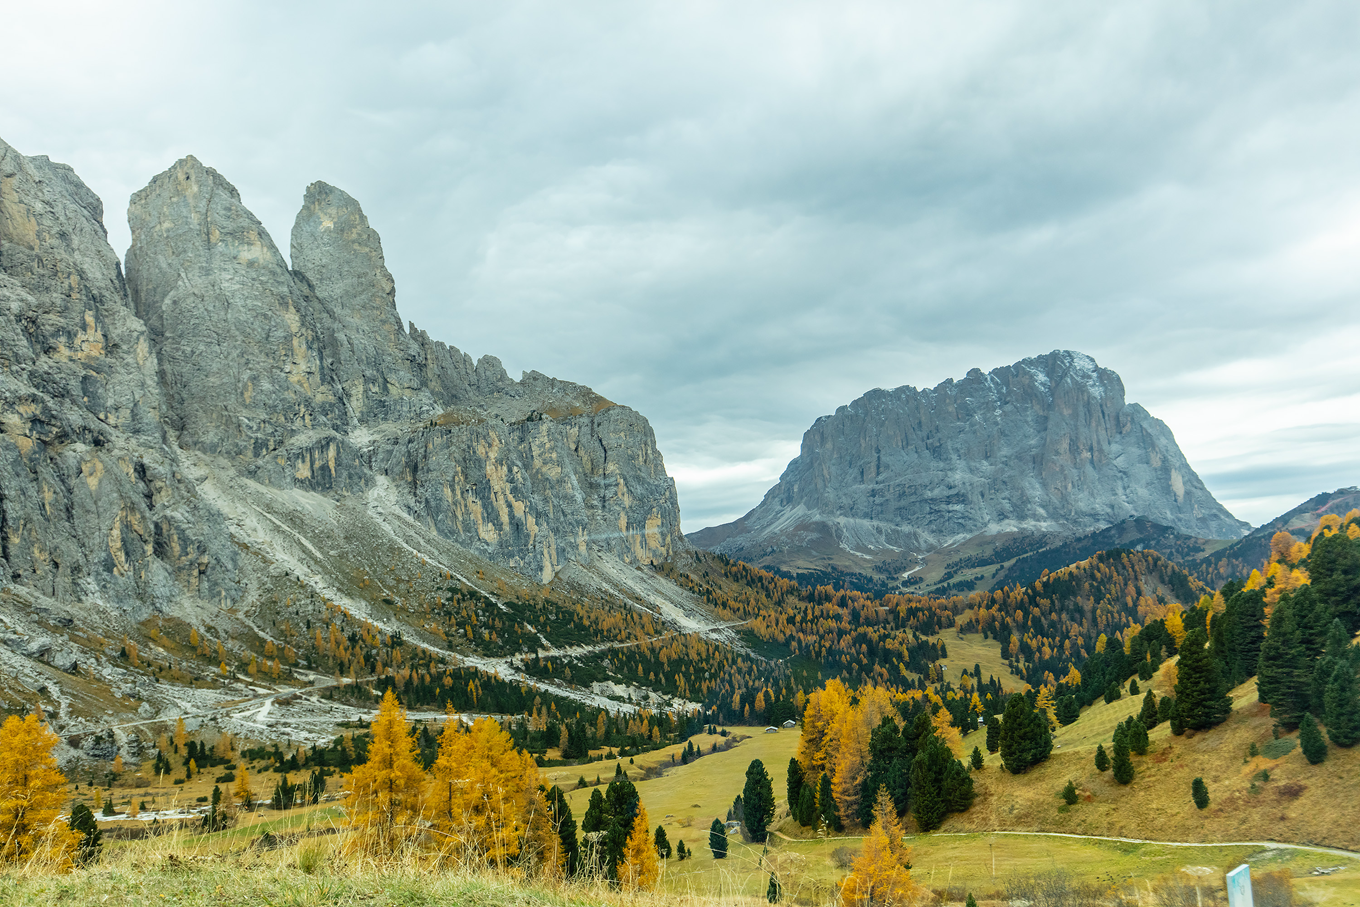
[1226,864,1253,907]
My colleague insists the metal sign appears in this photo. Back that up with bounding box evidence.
[1226,864,1253,907]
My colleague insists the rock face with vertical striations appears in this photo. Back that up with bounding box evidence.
[0,139,240,619]
[690,351,1246,580]
[1,137,684,627]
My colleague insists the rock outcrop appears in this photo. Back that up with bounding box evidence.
[0,139,239,617]
[691,351,1246,572]
[1,138,683,622]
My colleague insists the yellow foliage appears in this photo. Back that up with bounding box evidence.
[620,804,659,890]
[1095,634,1107,654]
[1164,606,1186,648]
[346,689,426,852]
[840,788,917,906]
[426,715,547,868]
[0,713,75,866]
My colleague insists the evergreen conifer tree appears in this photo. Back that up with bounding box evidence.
[985,715,1001,754]
[68,803,101,865]
[742,759,775,843]
[1191,777,1209,810]
[1175,627,1232,730]
[1310,526,1360,633]
[796,781,817,827]
[1139,690,1160,729]
[767,872,782,903]
[786,758,804,817]
[971,746,984,770]
[1057,695,1080,726]
[676,839,687,861]
[1061,780,1078,805]
[1094,743,1109,772]
[1324,662,1360,747]
[708,818,728,859]
[546,785,580,876]
[1169,699,1185,736]
[1258,595,1314,730]
[654,825,671,859]
[1112,735,1134,784]
[817,772,841,831]
[999,693,1052,774]
[1299,712,1328,765]
[1129,679,1140,695]
[966,894,978,907]
[1158,695,1175,724]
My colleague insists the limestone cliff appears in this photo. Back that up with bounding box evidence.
[0,139,240,618]
[1,139,683,622]
[691,351,1246,576]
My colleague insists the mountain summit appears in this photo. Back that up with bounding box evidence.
[690,351,1246,585]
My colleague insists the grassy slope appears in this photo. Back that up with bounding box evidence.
[946,660,1360,856]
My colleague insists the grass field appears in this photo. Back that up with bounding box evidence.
[930,631,1027,693]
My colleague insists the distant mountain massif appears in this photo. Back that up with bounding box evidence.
[690,351,1260,594]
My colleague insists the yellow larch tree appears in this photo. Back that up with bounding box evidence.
[0,713,76,865]
[233,763,253,811]
[620,803,660,890]
[426,715,550,868]
[347,689,426,853]
[840,787,917,906]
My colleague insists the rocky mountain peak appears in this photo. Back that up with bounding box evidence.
[691,350,1246,581]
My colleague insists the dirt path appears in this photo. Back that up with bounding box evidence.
[930,830,1360,860]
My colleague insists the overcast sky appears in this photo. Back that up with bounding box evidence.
[5,2,1357,532]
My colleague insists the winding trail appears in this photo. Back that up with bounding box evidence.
[929,830,1360,861]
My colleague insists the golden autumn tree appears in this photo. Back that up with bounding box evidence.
[346,689,426,852]
[426,715,551,869]
[0,713,75,865]
[233,763,253,811]
[620,804,660,890]
[840,787,917,906]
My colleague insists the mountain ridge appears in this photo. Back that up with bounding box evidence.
[690,350,1246,587]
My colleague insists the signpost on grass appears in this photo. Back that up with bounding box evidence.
[1226,864,1253,907]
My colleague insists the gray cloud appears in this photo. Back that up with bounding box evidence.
[4,1,1357,530]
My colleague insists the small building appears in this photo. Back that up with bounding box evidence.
[764,726,779,734]
[783,719,797,728]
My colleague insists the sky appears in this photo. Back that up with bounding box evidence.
[4,1,1357,532]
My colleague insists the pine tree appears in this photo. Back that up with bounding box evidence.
[817,772,841,832]
[1299,712,1328,765]
[742,758,775,843]
[1057,694,1080,726]
[966,895,978,907]
[0,713,73,865]
[796,781,817,827]
[676,839,688,861]
[1111,735,1134,785]
[985,715,1000,754]
[1257,595,1313,730]
[1324,662,1360,747]
[1139,690,1160,729]
[709,817,728,859]
[546,785,580,877]
[767,872,782,903]
[345,689,425,852]
[1094,744,1109,772]
[970,746,983,770]
[1191,777,1209,810]
[1061,780,1078,805]
[68,803,101,865]
[1129,678,1140,695]
[1175,627,1232,730]
[654,825,671,859]
[786,757,804,817]
[999,694,1052,774]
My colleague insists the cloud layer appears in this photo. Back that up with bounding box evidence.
[5,1,1357,530]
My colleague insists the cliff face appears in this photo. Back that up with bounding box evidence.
[0,141,241,618]
[1,138,682,622]
[691,351,1246,572]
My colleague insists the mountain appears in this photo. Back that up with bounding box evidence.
[0,136,701,734]
[689,350,1247,589]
